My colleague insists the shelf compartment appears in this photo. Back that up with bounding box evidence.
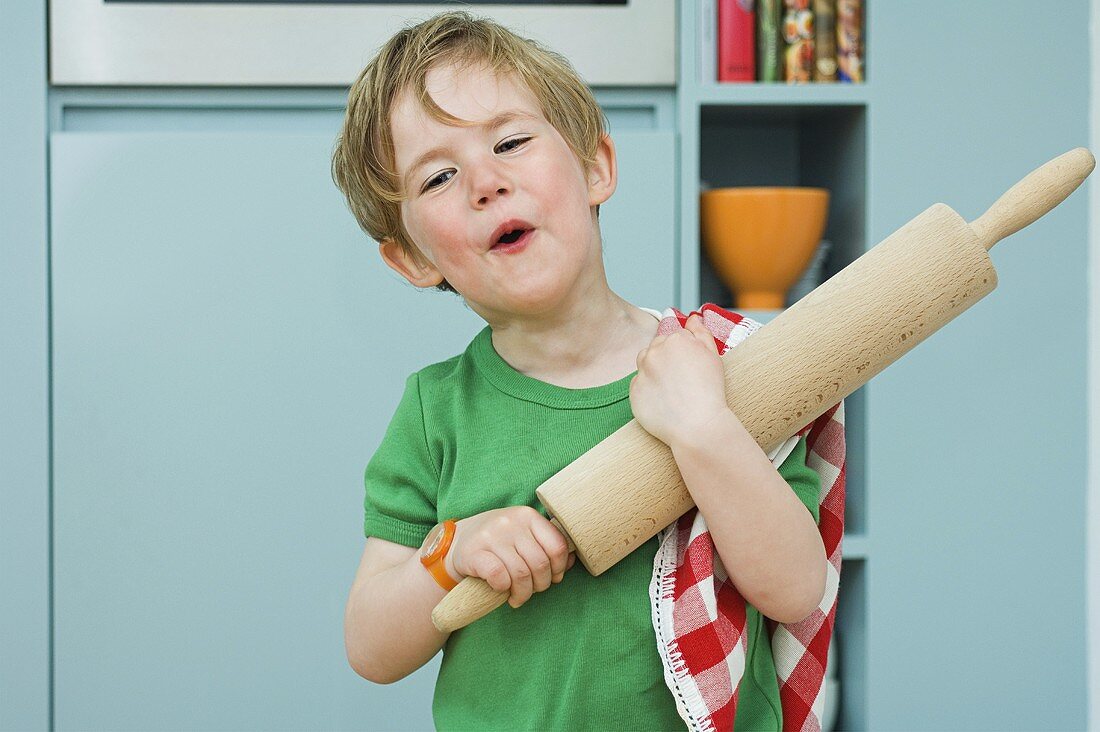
[697,103,867,310]
[833,557,867,731]
[692,83,870,107]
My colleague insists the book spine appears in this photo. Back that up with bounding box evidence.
[756,0,783,82]
[837,0,864,82]
[700,0,717,83]
[782,0,815,84]
[717,0,756,82]
[813,0,838,82]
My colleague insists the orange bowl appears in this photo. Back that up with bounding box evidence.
[700,187,829,309]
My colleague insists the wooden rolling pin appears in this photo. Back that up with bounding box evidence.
[431,147,1095,633]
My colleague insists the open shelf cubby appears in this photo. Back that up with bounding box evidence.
[697,104,867,310]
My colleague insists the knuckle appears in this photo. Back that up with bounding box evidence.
[487,567,510,591]
[550,535,569,556]
[477,556,507,585]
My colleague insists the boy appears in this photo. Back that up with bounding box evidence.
[331,11,829,730]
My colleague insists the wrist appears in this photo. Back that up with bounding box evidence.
[442,518,465,583]
[443,548,462,586]
[420,519,463,591]
[669,406,739,454]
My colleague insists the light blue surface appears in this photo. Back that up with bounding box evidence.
[866,2,1089,729]
[1,1,1092,730]
[0,1,51,730]
[48,126,673,729]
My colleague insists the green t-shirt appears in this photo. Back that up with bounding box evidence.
[363,316,822,731]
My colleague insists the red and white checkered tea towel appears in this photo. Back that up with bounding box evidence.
[648,304,846,732]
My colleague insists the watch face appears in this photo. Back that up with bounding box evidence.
[421,523,444,559]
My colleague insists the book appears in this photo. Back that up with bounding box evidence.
[717,0,755,82]
[757,0,783,81]
[782,0,815,83]
[813,0,838,82]
[837,0,864,82]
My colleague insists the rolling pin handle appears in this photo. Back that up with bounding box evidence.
[429,514,579,633]
[430,576,510,634]
[970,147,1095,251]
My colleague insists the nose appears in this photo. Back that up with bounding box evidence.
[468,158,512,208]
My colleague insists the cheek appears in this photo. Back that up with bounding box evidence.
[402,201,447,251]
[410,203,477,269]
[548,156,594,213]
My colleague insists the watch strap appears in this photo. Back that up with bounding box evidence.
[421,519,459,591]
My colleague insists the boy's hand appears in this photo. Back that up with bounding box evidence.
[444,507,576,609]
[630,313,733,450]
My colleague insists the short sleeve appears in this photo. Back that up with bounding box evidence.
[776,435,821,525]
[362,372,440,548]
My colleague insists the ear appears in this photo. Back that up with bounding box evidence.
[586,132,617,207]
[378,237,445,288]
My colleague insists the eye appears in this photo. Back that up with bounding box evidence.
[496,136,531,153]
[423,170,454,191]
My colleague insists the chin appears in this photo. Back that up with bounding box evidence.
[470,283,572,319]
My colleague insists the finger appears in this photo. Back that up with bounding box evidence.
[499,546,535,608]
[684,313,708,336]
[515,531,554,594]
[470,551,511,594]
[636,346,648,368]
[685,314,718,350]
[567,553,576,571]
[530,521,570,582]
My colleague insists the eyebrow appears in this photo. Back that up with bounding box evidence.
[402,109,538,191]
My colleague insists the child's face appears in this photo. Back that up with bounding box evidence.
[382,61,616,320]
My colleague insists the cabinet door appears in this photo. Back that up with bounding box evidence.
[598,129,678,308]
[866,1,1090,729]
[50,129,674,730]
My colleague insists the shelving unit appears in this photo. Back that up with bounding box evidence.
[677,3,869,729]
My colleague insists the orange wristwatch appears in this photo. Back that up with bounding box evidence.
[420,519,459,591]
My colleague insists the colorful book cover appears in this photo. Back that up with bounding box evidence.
[717,0,755,82]
[813,0,838,82]
[756,0,783,82]
[782,0,815,83]
[837,0,864,82]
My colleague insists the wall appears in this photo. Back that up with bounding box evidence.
[868,2,1090,727]
[0,0,50,729]
[1090,0,1099,727]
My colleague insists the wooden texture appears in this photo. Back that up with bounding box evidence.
[431,148,1094,634]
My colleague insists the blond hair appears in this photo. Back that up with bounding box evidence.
[330,10,609,294]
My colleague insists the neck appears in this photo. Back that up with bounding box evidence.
[484,288,658,384]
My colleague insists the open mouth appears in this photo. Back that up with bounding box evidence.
[496,228,528,245]
[492,228,533,251]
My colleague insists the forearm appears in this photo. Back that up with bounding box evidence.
[345,551,450,684]
[670,409,826,624]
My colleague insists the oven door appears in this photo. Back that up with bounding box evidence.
[49,0,675,87]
